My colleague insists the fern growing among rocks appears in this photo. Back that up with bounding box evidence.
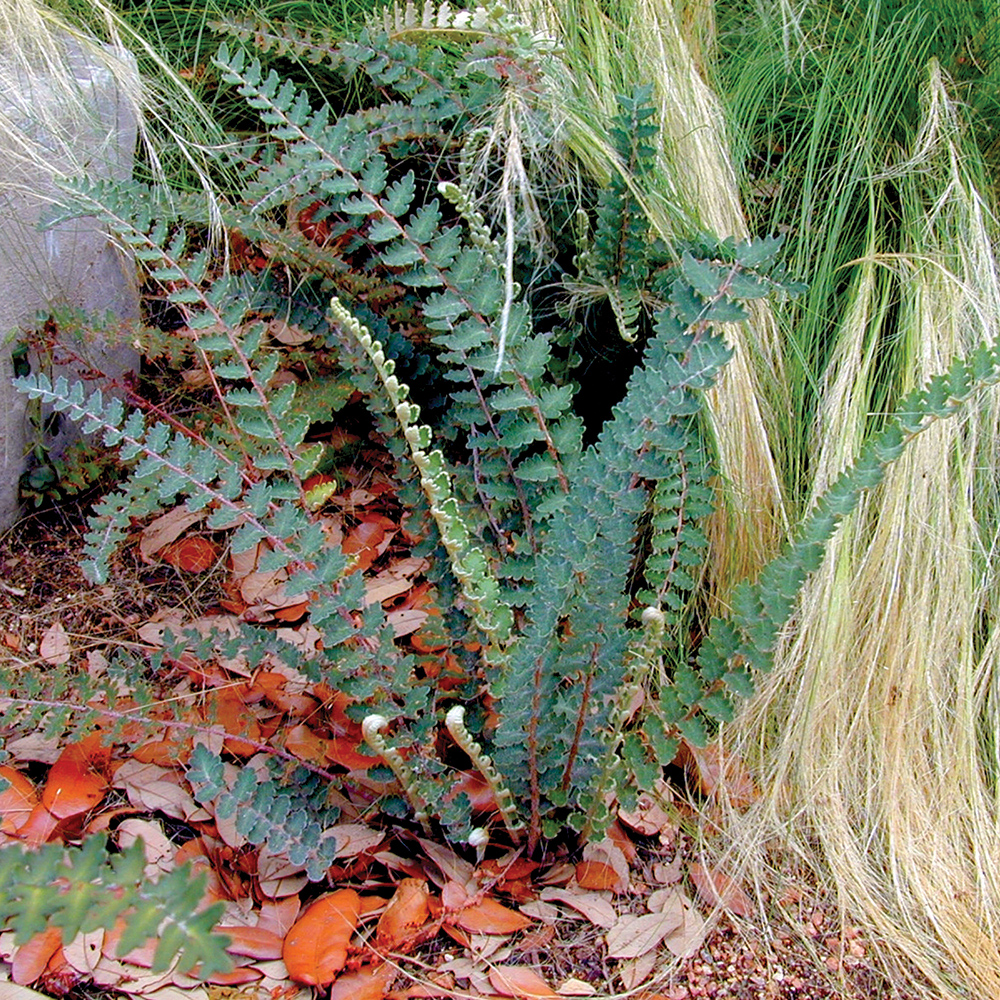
[6,4,1000,965]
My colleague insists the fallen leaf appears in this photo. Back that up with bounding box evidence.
[617,951,658,990]
[14,801,62,845]
[12,928,63,985]
[574,861,621,892]
[677,739,758,808]
[330,962,395,1000]
[661,893,708,958]
[489,965,559,998]
[442,881,532,935]
[203,688,261,757]
[448,770,499,814]
[161,536,220,573]
[269,320,313,345]
[326,823,385,858]
[116,818,174,875]
[205,967,264,986]
[114,760,201,820]
[418,839,475,889]
[284,724,332,764]
[342,519,387,573]
[537,888,616,929]
[282,889,361,985]
[617,786,675,838]
[39,621,71,666]
[139,507,205,561]
[327,735,380,771]
[217,926,283,960]
[41,734,109,820]
[62,928,104,976]
[556,978,597,996]
[688,862,753,918]
[605,910,683,959]
[0,765,37,833]
[376,879,430,950]
[256,897,301,938]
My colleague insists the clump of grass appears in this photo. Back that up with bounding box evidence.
[715,8,1000,994]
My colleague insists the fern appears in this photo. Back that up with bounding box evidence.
[0,838,230,976]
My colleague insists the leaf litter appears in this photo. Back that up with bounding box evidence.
[0,457,917,1000]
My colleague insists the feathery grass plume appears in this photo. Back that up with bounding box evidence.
[1,0,228,238]
[727,52,1000,1000]
[499,0,789,595]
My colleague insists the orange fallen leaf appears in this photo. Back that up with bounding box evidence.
[283,889,361,985]
[575,861,621,892]
[203,688,261,757]
[15,801,62,845]
[0,765,37,833]
[342,520,386,573]
[448,770,498,813]
[284,723,333,765]
[489,965,559,998]
[139,506,205,561]
[161,536,220,573]
[12,927,63,985]
[274,601,311,622]
[331,962,395,1000]
[326,735,380,771]
[41,734,109,820]
[376,879,430,950]
[442,881,532,934]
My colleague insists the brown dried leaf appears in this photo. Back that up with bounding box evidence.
[418,838,475,889]
[39,621,71,666]
[662,893,708,958]
[555,979,596,996]
[116,818,174,875]
[537,888,616,929]
[677,739,758,808]
[139,507,205,561]
[688,862,753,918]
[268,320,314,345]
[114,760,202,821]
[327,823,385,858]
[256,897,301,938]
[605,910,683,959]
[617,785,675,838]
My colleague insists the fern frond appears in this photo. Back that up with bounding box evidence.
[0,838,230,976]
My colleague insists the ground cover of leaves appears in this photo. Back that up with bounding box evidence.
[0,481,918,1000]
